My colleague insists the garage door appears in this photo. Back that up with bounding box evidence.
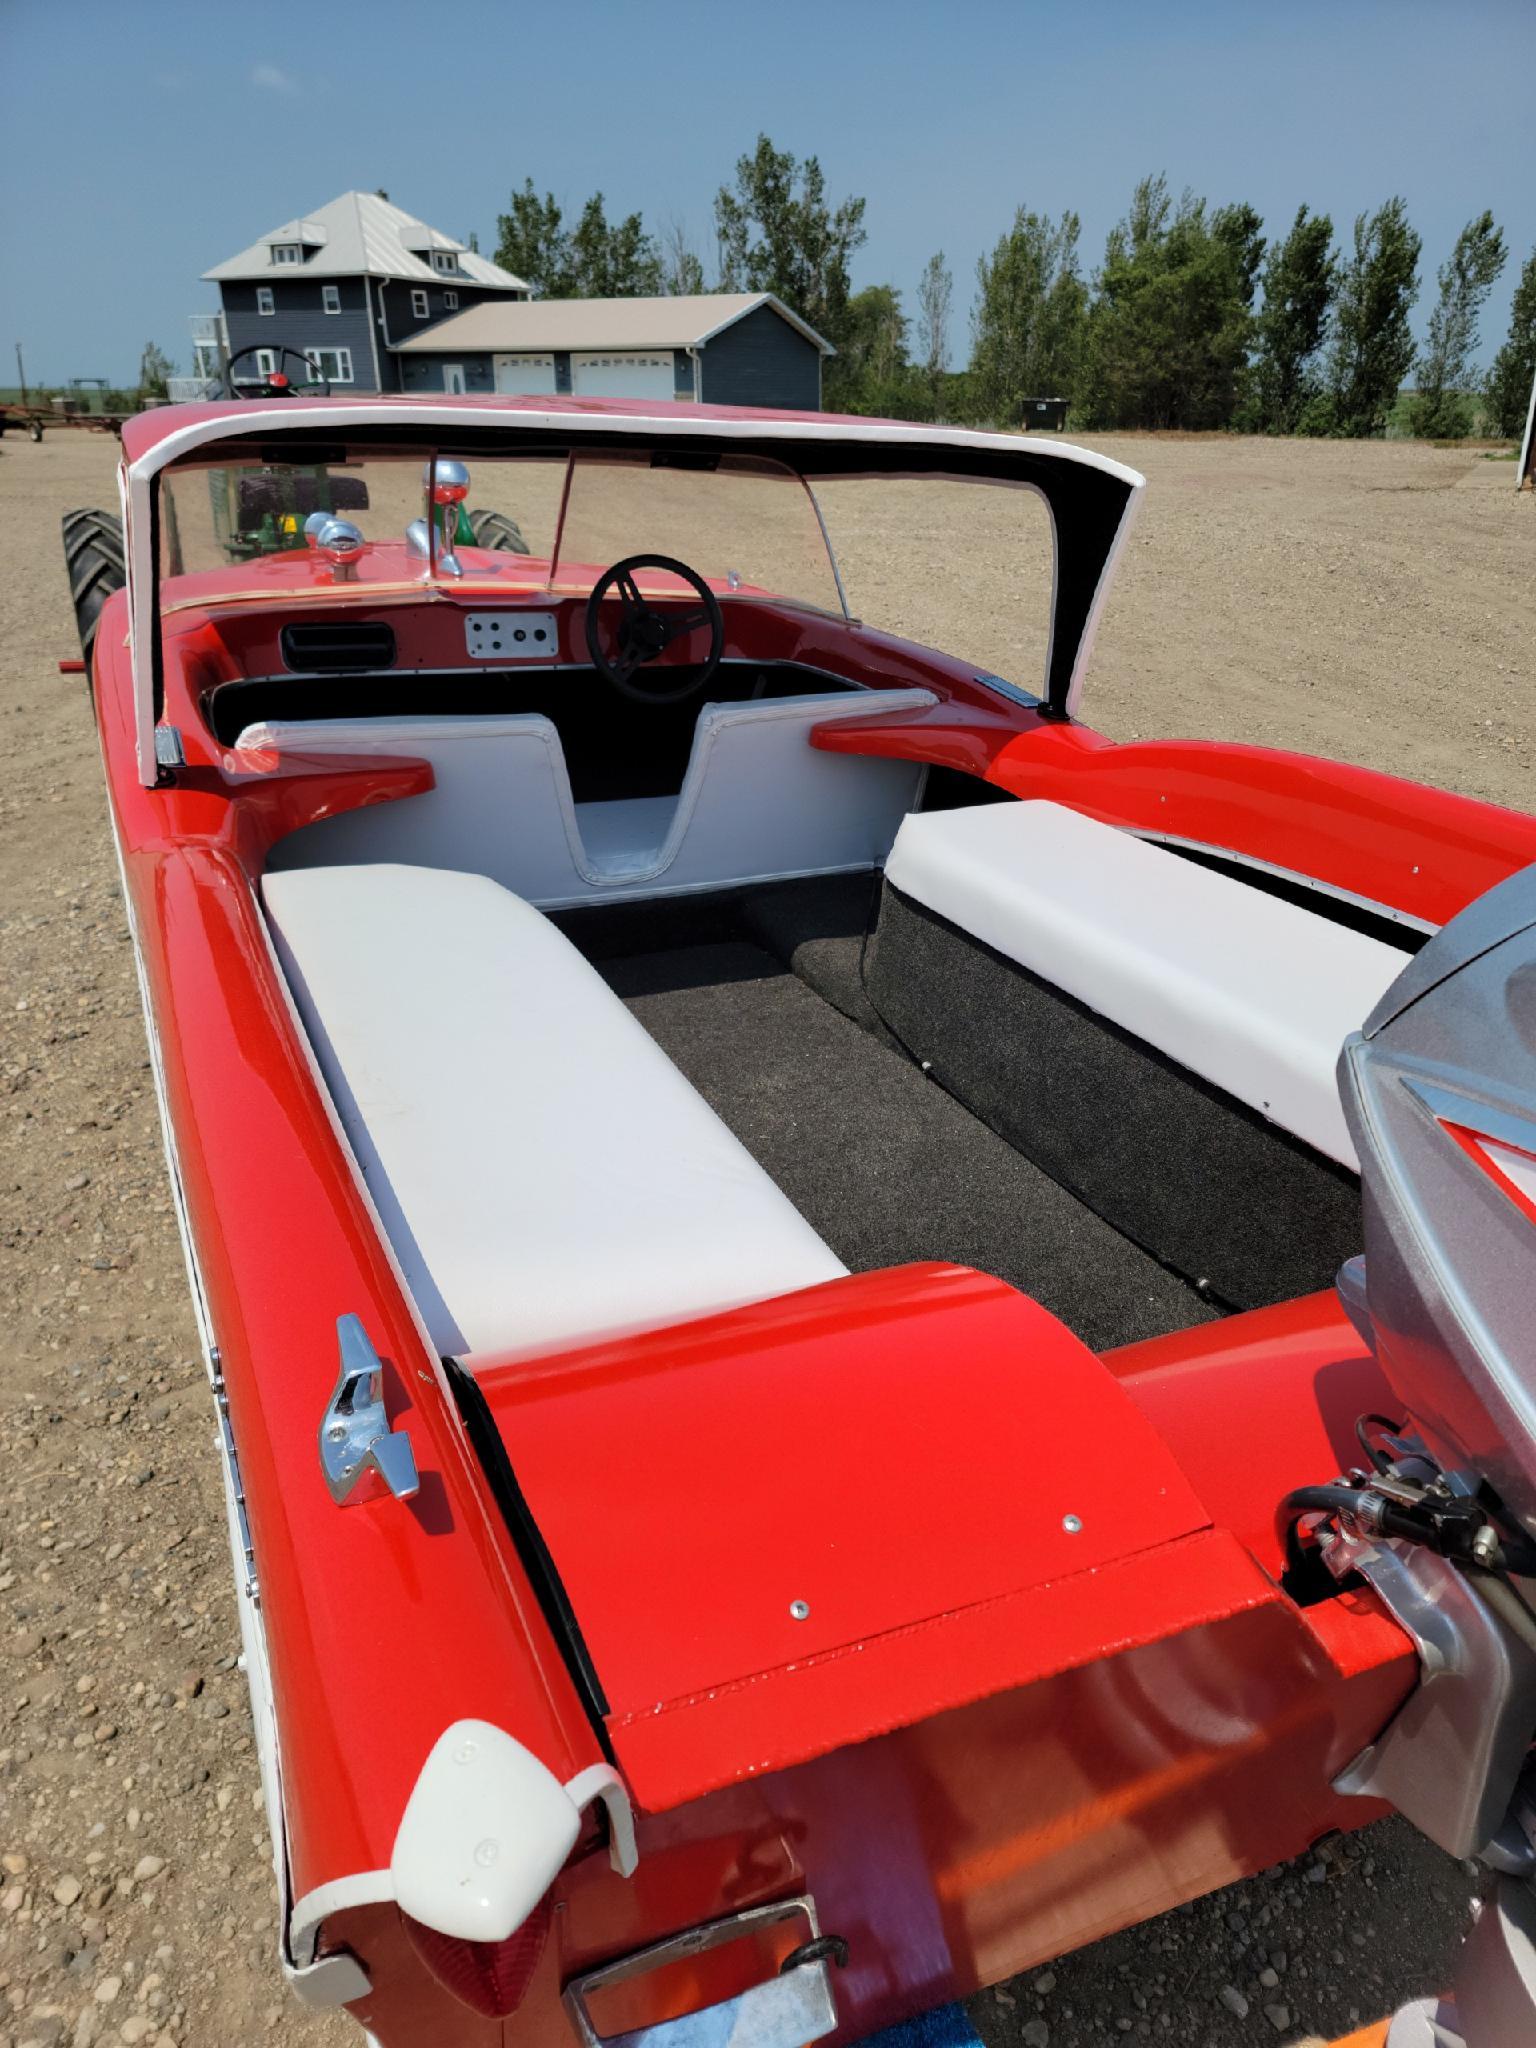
[570,352,675,400]
[493,353,557,396]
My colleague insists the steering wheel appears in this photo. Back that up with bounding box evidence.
[585,554,724,703]
[225,346,331,400]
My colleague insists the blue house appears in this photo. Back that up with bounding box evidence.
[194,191,529,394]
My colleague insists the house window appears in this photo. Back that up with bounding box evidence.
[256,286,275,316]
[443,365,467,394]
[304,346,354,385]
[411,289,430,319]
[431,251,457,275]
[322,284,341,315]
[443,289,459,310]
[272,243,301,266]
[252,349,277,378]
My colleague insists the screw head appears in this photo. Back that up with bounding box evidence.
[789,1599,811,1621]
[1062,1513,1083,1534]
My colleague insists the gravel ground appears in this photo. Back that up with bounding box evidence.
[2,428,1528,2048]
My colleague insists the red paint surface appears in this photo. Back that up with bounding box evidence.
[475,1265,1208,1736]
[815,713,1536,926]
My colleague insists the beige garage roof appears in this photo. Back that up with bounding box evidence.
[393,292,834,356]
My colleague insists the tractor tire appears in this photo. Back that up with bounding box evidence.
[29,419,44,442]
[61,508,127,685]
[467,508,530,555]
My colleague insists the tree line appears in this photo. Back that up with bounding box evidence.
[494,137,1535,438]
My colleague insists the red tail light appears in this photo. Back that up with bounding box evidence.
[402,1895,553,2017]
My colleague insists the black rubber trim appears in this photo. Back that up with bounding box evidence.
[1159,841,1428,954]
[443,1355,613,1738]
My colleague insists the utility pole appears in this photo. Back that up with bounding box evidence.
[15,342,29,410]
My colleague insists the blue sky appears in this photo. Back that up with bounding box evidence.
[2,0,1532,386]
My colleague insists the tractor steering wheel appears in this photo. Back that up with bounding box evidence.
[225,346,331,400]
[585,554,725,704]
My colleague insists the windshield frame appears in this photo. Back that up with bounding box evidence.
[123,401,1144,784]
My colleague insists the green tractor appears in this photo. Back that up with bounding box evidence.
[201,349,530,563]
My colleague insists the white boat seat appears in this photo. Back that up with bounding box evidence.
[251,714,591,906]
[263,862,848,1364]
[883,801,1408,1169]
[243,689,935,910]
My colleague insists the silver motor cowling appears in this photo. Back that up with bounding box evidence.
[1340,865,1536,1537]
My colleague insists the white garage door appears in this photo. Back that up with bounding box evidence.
[493,353,557,395]
[570,352,675,400]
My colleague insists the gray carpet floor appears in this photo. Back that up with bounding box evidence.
[601,940,1212,1353]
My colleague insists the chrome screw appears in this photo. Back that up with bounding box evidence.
[789,1599,811,1621]
[1062,1514,1083,1534]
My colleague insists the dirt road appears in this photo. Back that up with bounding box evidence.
[1,428,1528,2048]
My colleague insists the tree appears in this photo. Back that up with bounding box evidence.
[1409,211,1506,438]
[713,134,867,375]
[916,252,953,416]
[660,218,707,297]
[1212,202,1266,311]
[970,210,1086,426]
[1076,176,1260,430]
[1327,198,1422,437]
[568,194,662,297]
[496,182,572,296]
[494,181,661,298]
[837,284,910,414]
[138,342,175,398]
[1249,205,1337,433]
[1485,245,1536,439]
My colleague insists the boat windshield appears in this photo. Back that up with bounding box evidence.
[154,440,1058,692]
[155,446,847,620]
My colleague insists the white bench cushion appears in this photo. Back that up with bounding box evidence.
[883,801,1407,1169]
[263,863,847,1363]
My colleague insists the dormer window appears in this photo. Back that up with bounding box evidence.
[431,250,458,275]
[271,243,302,266]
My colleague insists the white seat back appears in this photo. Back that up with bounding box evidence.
[243,688,936,907]
[247,714,591,904]
[645,690,935,894]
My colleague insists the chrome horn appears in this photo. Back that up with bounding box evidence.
[316,517,364,583]
[418,458,469,578]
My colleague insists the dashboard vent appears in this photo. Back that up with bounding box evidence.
[280,621,397,673]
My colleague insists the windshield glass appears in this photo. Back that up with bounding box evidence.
[550,451,845,616]
[813,475,1056,695]
[155,446,845,619]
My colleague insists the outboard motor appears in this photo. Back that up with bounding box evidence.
[1311,867,1536,2046]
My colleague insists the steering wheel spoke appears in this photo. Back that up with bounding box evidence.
[585,553,726,705]
[660,606,715,644]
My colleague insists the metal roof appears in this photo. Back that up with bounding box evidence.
[202,191,528,292]
[391,293,834,356]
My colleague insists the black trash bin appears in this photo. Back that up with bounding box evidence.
[1020,396,1069,431]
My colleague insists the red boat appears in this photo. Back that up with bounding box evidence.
[72,387,1536,2047]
